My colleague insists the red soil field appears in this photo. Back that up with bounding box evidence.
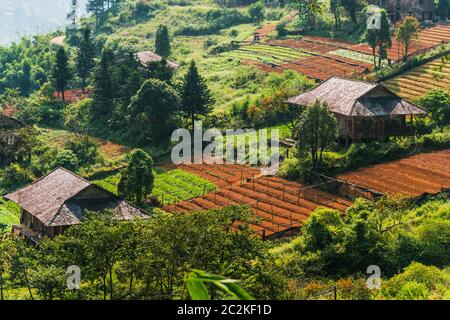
[337,150,450,198]
[350,24,450,63]
[241,60,284,73]
[282,55,370,80]
[54,89,92,103]
[165,164,352,238]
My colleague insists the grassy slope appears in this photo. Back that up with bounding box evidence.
[0,199,20,231]
[100,3,287,112]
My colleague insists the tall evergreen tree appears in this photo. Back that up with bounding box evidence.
[180,60,214,130]
[52,47,72,101]
[155,25,171,58]
[93,48,114,119]
[76,27,96,93]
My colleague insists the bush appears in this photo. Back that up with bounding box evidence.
[52,150,79,171]
[276,21,288,37]
[0,163,34,194]
[65,135,100,167]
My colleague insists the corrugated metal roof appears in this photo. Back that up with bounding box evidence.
[288,76,426,117]
[136,51,179,69]
[4,167,147,227]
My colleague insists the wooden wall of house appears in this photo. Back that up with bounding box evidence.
[19,209,65,238]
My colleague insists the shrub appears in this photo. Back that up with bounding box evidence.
[52,150,79,171]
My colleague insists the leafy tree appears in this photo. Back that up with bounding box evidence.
[395,16,420,61]
[297,100,337,169]
[365,9,392,68]
[92,49,114,119]
[417,90,450,126]
[118,149,155,205]
[127,78,180,145]
[52,149,79,171]
[20,60,32,97]
[52,47,72,101]
[248,0,265,25]
[0,164,34,193]
[341,0,362,23]
[294,0,323,27]
[76,27,96,93]
[9,237,37,300]
[330,0,343,27]
[65,135,99,167]
[155,25,171,58]
[180,60,214,130]
[30,265,67,300]
[0,238,13,300]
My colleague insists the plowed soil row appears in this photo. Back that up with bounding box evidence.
[166,164,351,238]
[337,150,450,198]
[351,24,450,63]
[282,55,369,80]
[179,163,261,188]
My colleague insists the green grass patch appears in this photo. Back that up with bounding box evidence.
[0,199,20,231]
[93,168,217,205]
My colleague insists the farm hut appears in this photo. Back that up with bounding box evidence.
[135,51,179,69]
[4,167,147,244]
[0,115,27,166]
[288,76,426,145]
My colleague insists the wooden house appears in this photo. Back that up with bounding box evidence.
[0,115,26,166]
[4,167,147,244]
[135,51,179,69]
[288,77,426,145]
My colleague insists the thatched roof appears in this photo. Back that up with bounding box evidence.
[136,51,179,69]
[4,168,147,227]
[0,115,24,129]
[288,76,426,117]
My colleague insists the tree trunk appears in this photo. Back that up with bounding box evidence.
[0,273,3,300]
[109,267,113,300]
[82,78,86,94]
[62,90,65,102]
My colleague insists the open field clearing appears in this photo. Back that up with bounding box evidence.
[231,36,372,80]
[221,44,310,64]
[336,150,450,198]
[164,165,352,238]
[93,168,217,206]
[384,58,450,101]
[282,55,371,80]
[351,24,450,62]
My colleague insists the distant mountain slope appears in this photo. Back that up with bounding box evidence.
[0,0,87,45]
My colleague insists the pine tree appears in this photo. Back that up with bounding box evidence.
[52,47,72,101]
[180,60,214,130]
[93,48,114,119]
[76,27,96,93]
[155,25,171,58]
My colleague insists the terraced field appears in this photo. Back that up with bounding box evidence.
[222,44,310,65]
[384,58,450,101]
[351,24,450,63]
[229,37,372,80]
[337,150,450,198]
[164,164,352,238]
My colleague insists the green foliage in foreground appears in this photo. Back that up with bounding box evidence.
[1,196,449,300]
